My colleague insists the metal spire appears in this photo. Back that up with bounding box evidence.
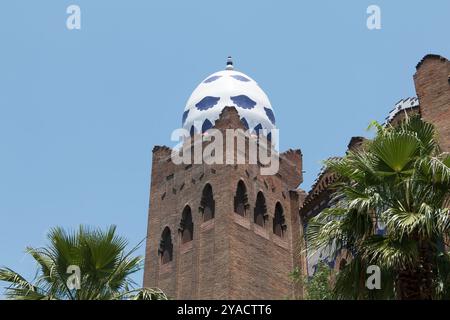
[226,56,234,70]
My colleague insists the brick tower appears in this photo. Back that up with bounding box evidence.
[414,54,450,151]
[143,59,307,299]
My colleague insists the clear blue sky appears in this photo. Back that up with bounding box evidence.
[1,0,449,289]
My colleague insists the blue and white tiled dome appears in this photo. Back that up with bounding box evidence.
[182,57,276,135]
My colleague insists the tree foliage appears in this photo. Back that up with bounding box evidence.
[0,225,168,300]
[290,262,334,300]
[306,115,450,299]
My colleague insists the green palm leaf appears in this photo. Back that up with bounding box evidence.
[0,225,168,300]
[371,131,419,174]
[305,116,450,299]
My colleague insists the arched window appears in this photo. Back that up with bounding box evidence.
[179,206,193,243]
[273,202,286,237]
[339,258,347,271]
[182,110,189,125]
[240,117,249,130]
[202,119,213,133]
[158,227,173,264]
[254,123,263,136]
[199,184,215,222]
[254,192,267,227]
[234,180,249,216]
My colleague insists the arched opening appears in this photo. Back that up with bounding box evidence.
[199,184,215,222]
[273,202,286,237]
[182,110,189,125]
[339,258,347,271]
[202,119,213,133]
[254,123,263,136]
[240,117,249,130]
[234,180,249,216]
[158,227,173,264]
[254,192,267,227]
[179,206,194,243]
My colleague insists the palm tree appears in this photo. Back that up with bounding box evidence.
[0,225,167,300]
[306,115,450,299]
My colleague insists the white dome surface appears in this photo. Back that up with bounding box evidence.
[182,65,276,135]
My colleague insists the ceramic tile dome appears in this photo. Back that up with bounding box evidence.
[182,57,276,135]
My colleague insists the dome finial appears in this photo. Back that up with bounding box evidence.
[226,56,234,70]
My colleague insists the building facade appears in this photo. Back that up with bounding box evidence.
[143,54,449,298]
[300,54,450,275]
[143,59,307,299]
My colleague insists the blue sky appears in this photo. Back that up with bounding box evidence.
[1,0,449,289]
